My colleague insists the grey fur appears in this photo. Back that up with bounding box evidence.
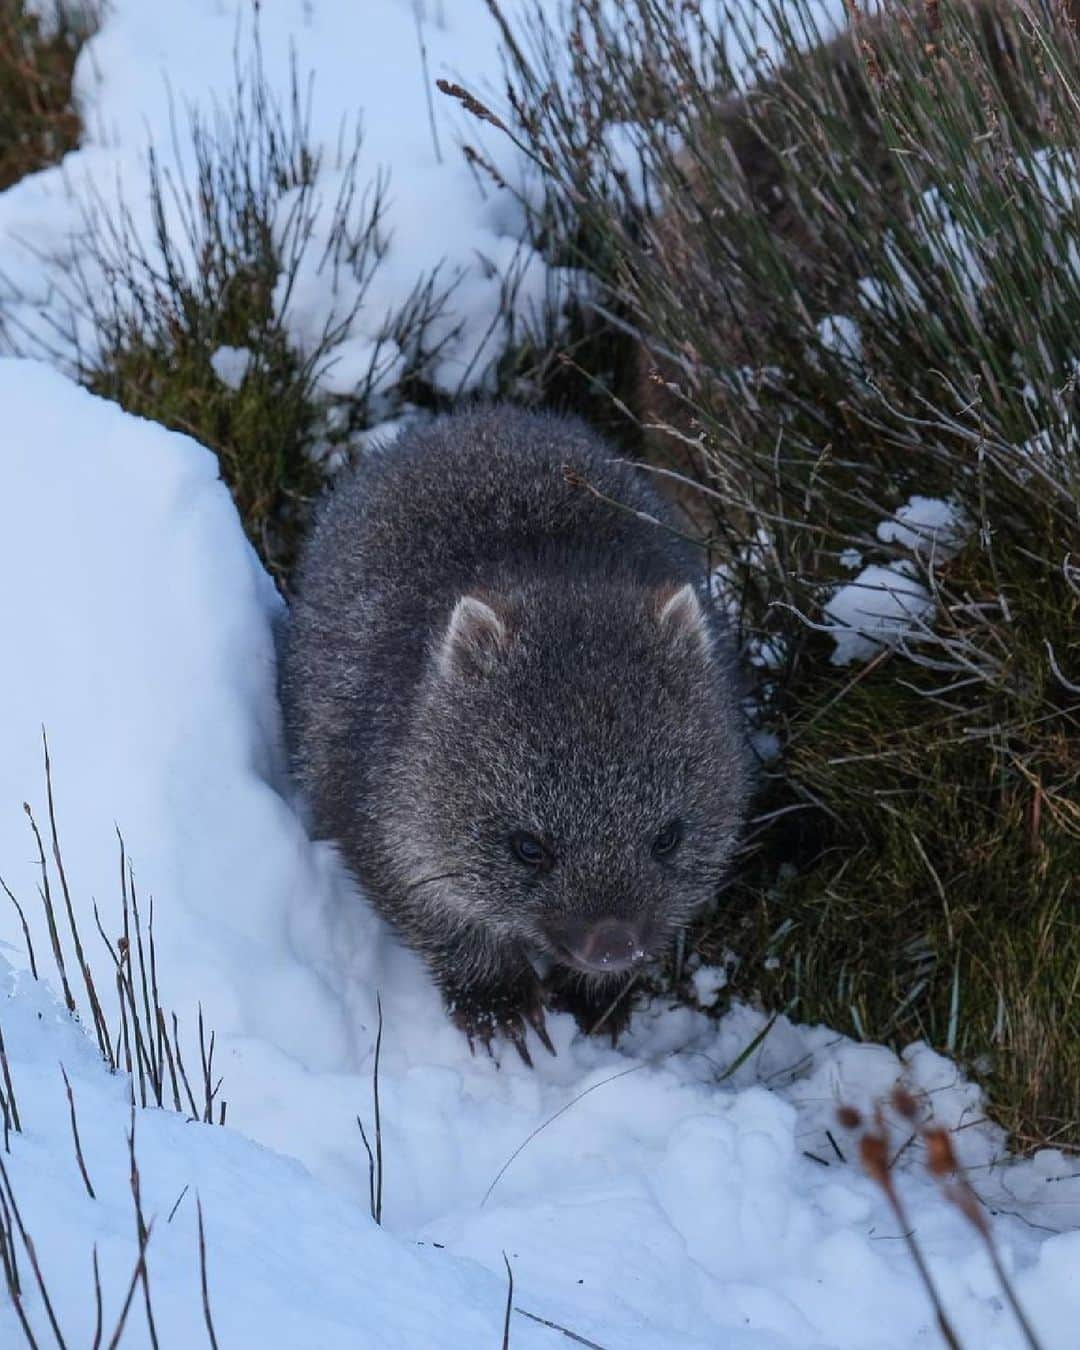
[282,405,751,1056]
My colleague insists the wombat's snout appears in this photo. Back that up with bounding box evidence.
[547,917,648,975]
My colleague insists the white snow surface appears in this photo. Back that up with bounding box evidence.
[0,0,1078,1343]
[2,360,1080,1347]
[876,495,968,560]
[823,563,935,666]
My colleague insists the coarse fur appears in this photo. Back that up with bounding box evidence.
[282,406,751,1059]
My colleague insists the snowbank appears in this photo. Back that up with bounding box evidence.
[1,359,1078,1347]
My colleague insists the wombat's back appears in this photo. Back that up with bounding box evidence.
[307,405,692,601]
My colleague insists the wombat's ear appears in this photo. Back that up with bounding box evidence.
[437,595,509,678]
[654,582,713,658]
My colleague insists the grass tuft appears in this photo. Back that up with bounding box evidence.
[0,0,94,193]
[492,0,1080,1147]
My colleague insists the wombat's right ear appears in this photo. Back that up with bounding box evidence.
[653,581,713,659]
[436,595,509,678]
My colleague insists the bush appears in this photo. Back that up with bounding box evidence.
[490,0,1080,1147]
[0,0,92,192]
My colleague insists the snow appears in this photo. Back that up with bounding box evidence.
[0,960,554,1350]
[816,314,862,365]
[691,964,729,1007]
[209,344,252,391]
[876,495,968,560]
[824,563,935,665]
[821,497,969,665]
[1,358,1079,1349]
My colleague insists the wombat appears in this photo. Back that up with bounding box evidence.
[283,406,750,1063]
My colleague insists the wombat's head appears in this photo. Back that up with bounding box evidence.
[386,574,750,979]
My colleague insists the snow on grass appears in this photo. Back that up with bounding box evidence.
[876,495,968,560]
[822,497,969,666]
[209,344,253,391]
[1,357,1079,1347]
[823,563,935,666]
[0,0,556,398]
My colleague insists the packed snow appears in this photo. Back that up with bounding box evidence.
[0,0,1078,1346]
[2,360,1079,1349]
[822,494,970,665]
[876,495,968,560]
[823,563,935,666]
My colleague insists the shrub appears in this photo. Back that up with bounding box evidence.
[489,0,1080,1146]
[0,0,93,192]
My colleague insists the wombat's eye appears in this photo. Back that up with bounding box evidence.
[651,821,683,858]
[509,831,551,870]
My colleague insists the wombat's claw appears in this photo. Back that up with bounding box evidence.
[505,1020,534,1069]
[524,1002,557,1058]
[451,1002,554,1068]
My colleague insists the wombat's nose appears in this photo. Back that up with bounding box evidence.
[574,920,647,973]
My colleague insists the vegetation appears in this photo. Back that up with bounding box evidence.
[482,0,1080,1148]
[68,48,457,587]
[67,35,580,588]
[0,0,92,192]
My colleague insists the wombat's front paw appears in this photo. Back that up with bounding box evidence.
[448,979,556,1068]
[546,971,638,1045]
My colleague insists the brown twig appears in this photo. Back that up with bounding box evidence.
[127,1104,159,1350]
[59,1065,94,1199]
[501,1252,514,1350]
[196,1197,221,1350]
[42,731,110,1062]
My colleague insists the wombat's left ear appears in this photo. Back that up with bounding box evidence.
[654,582,713,657]
[437,595,510,678]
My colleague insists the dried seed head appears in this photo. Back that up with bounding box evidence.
[892,1085,920,1121]
[859,1131,891,1188]
[435,80,507,133]
[836,1104,863,1130]
[923,1127,958,1178]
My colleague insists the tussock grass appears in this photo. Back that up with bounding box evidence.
[0,0,93,192]
[487,0,1080,1147]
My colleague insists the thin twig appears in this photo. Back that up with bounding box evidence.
[0,1021,21,1135]
[483,1064,648,1207]
[0,1151,69,1349]
[60,1065,94,1199]
[501,1252,514,1350]
[196,1197,221,1350]
[127,1104,159,1350]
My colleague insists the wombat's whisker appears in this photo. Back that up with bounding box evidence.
[403,872,468,895]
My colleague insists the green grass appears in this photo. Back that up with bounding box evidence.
[489,0,1080,1148]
